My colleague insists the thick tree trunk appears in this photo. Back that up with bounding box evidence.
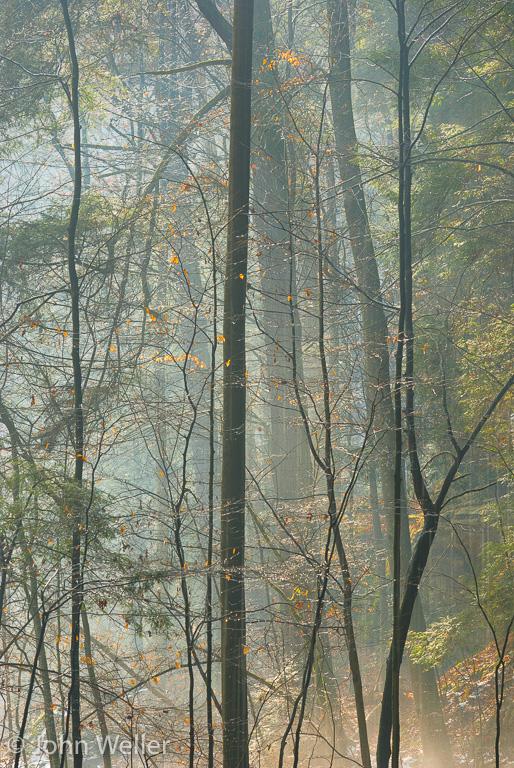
[220,3,254,768]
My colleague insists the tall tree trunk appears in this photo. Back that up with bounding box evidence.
[197,0,313,501]
[327,4,456,765]
[206,188,219,768]
[375,1,514,762]
[220,2,254,767]
[59,1,84,765]
[315,151,371,768]
[327,0,396,540]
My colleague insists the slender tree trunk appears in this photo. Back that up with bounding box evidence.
[375,1,514,761]
[369,461,387,644]
[59,2,84,765]
[327,5,457,765]
[332,522,371,768]
[220,2,254,767]
[390,7,411,758]
[376,363,514,767]
[6,442,60,768]
[14,607,50,768]
[19,548,60,768]
[314,150,371,768]
[173,491,197,768]
[206,200,218,768]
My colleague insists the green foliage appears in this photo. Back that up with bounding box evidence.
[408,615,462,670]
[409,502,513,672]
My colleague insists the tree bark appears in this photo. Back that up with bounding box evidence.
[59,1,84,765]
[194,0,313,501]
[220,2,254,767]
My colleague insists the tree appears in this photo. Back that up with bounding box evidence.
[220,2,254,768]
[376,2,514,766]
